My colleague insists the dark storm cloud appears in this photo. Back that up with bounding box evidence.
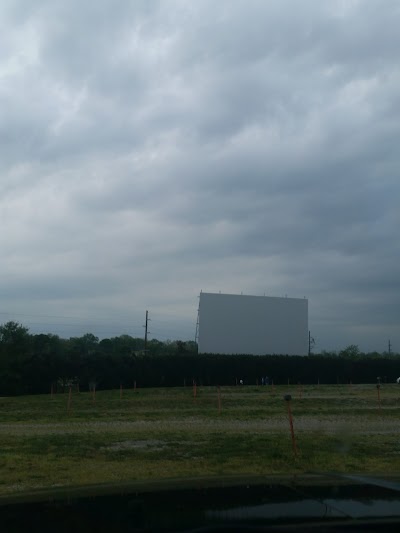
[0,0,399,350]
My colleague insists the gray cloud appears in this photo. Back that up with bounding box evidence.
[0,0,399,351]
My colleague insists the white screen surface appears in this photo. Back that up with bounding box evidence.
[198,293,308,355]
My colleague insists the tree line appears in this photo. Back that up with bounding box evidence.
[0,321,399,395]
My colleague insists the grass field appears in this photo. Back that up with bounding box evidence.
[1,384,400,496]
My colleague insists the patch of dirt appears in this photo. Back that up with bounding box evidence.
[102,439,167,452]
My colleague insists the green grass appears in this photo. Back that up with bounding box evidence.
[0,384,400,495]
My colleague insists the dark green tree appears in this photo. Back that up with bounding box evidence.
[0,321,31,394]
[339,345,361,358]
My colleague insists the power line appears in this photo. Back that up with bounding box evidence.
[143,310,150,352]
[0,311,133,321]
[0,311,194,330]
[0,310,195,341]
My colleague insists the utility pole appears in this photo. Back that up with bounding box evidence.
[308,331,315,356]
[143,310,150,353]
[195,306,200,344]
[195,292,201,353]
[388,339,392,355]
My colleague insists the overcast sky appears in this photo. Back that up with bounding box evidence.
[1,0,399,352]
